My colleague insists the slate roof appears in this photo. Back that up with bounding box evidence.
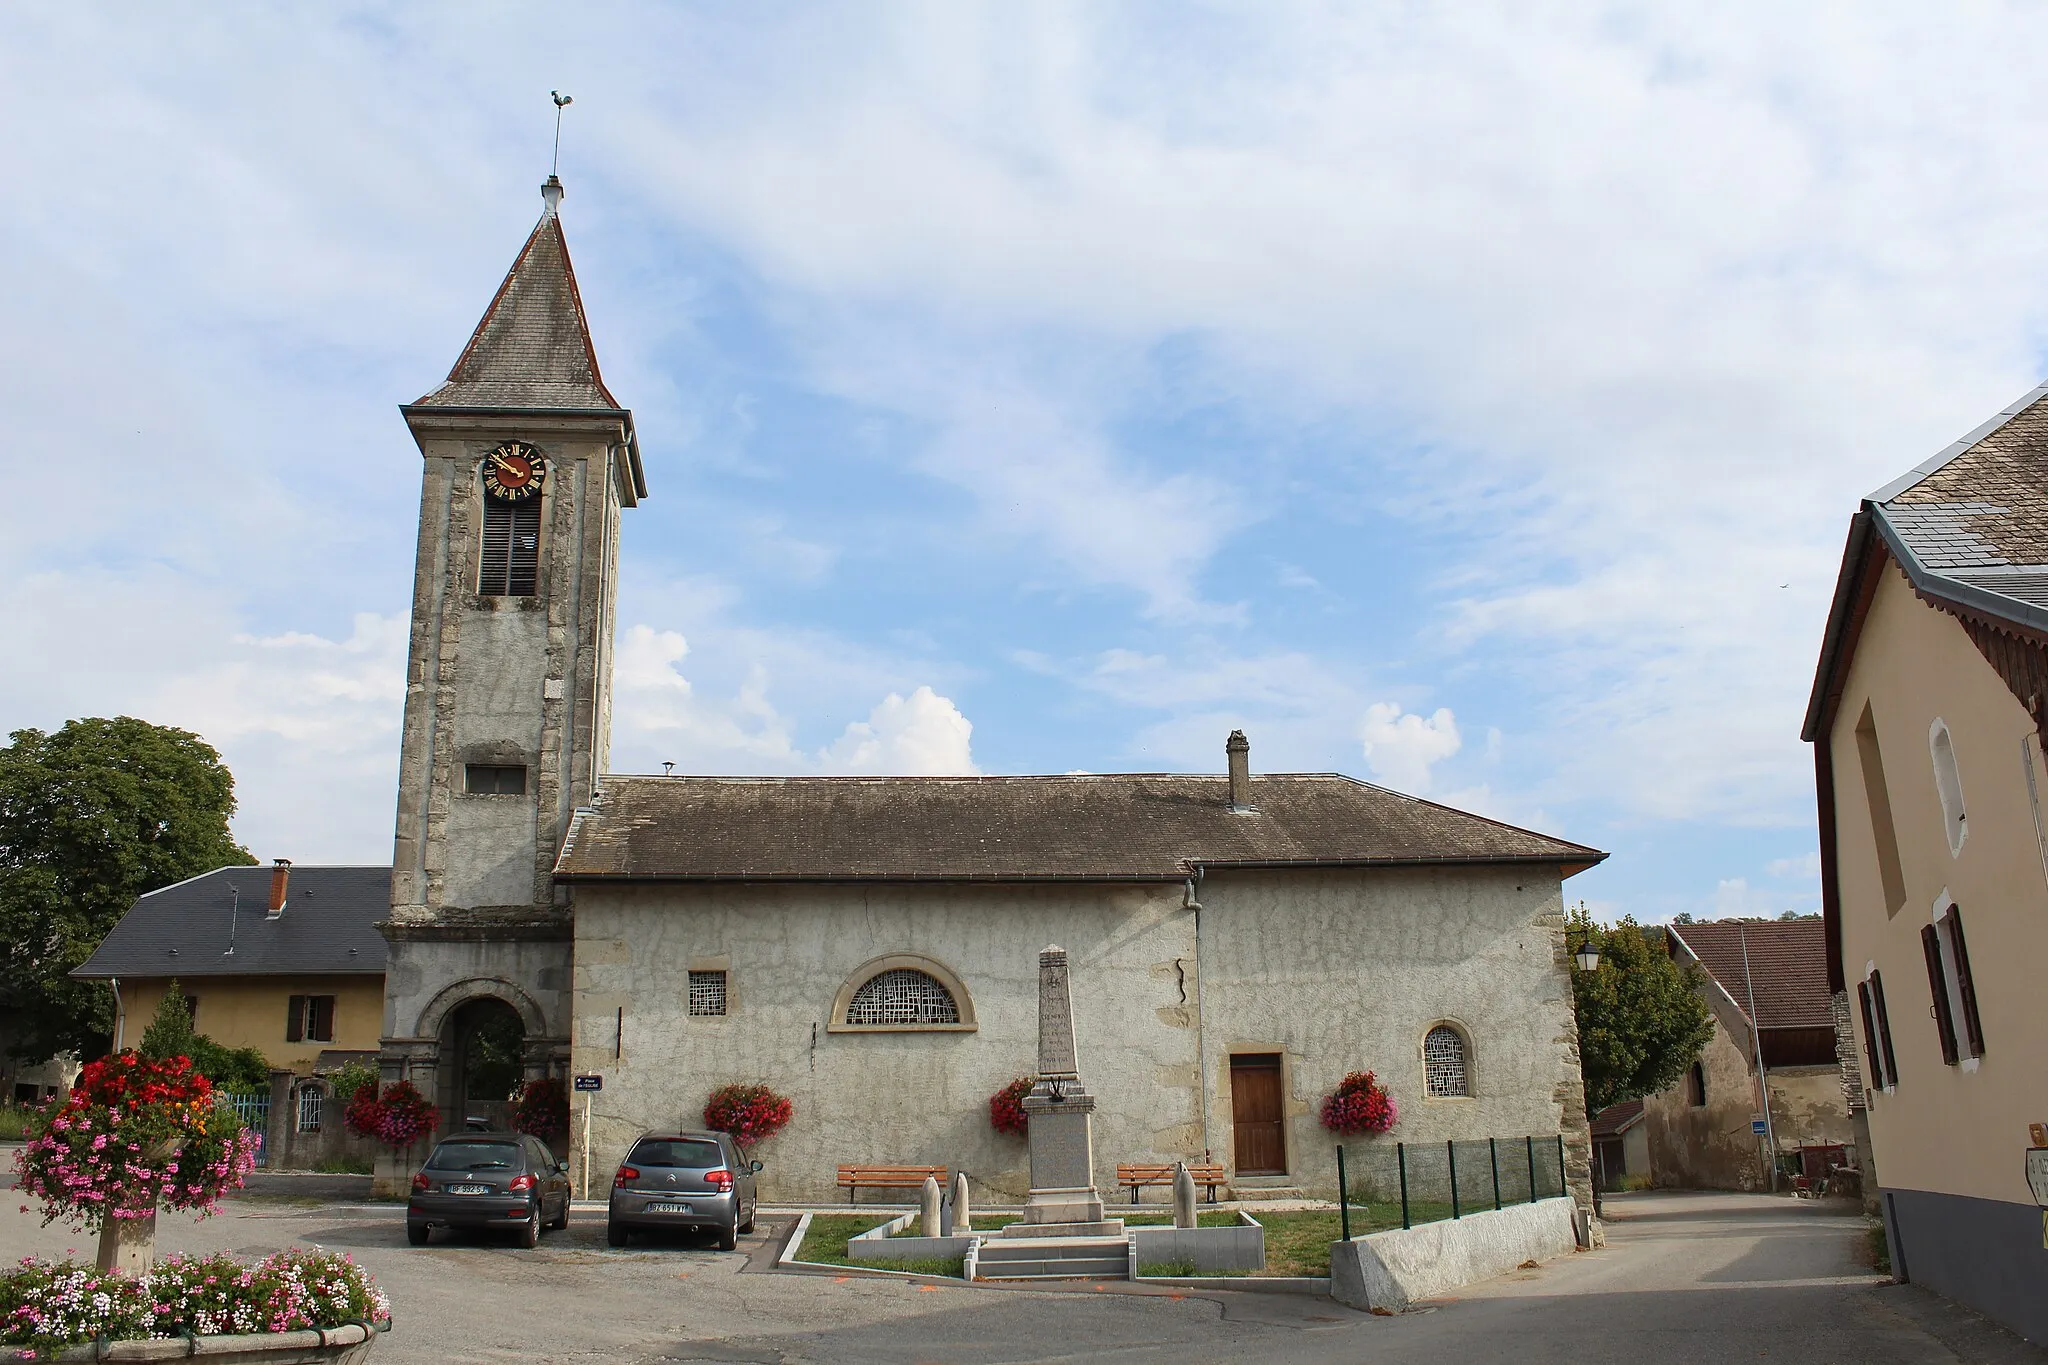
[553,773,1605,882]
[413,188,621,413]
[72,866,390,979]
[1589,1098,1644,1139]
[1668,920,1832,1031]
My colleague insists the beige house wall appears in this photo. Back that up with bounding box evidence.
[1829,563,2048,1208]
[120,975,384,1075]
[1642,1003,1764,1190]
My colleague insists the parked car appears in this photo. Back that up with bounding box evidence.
[607,1130,761,1250]
[408,1132,572,1248]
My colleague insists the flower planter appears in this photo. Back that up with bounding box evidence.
[51,1319,385,1363]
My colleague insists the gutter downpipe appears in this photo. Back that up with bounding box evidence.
[1738,925,1780,1192]
[110,977,124,1052]
[1185,869,1212,1161]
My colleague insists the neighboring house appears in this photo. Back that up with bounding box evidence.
[1590,1099,1647,1191]
[362,175,1615,1217]
[72,861,387,1168]
[0,1031,77,1107]
[1805,384,2048,1344]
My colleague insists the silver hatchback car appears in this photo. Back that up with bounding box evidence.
[607,1130,761,1250]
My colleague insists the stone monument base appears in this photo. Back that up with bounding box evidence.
[996,1218,1127,1239]
[1021,1182,1107,1228]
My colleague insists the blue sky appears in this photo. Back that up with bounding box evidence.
[8,4,2048,922]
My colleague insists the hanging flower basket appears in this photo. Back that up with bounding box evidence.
[1319,1070,1399,1136]
[510,1076,569,1141]
[343,1081,440,1151]
[14,1052,258,1236]
[988,1076,1033,1136]
[702,1084,792,1150]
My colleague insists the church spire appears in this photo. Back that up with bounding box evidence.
[412,176,619,412]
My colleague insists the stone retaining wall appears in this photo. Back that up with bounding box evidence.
[1329,1196,1578,1311]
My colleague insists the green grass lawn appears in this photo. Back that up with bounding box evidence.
[0,1106,33,1142]
[1248,1202,1461,1277]
[886,1209,1241,1236]
[797,1214,966,1277]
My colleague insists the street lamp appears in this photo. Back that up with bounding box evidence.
[1573,933,1601,974]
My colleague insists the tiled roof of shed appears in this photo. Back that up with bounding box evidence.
[1669,920,1833,1030]
[1590,1098,1644,1138]
[72,866,390,979]
[413,199,619,412]
[554,773,1605,882]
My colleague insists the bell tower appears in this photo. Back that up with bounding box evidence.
[377,175,646,1167]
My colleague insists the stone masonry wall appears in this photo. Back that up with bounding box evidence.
[567,865,1586,1206]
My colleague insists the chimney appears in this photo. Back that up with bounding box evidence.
[1226,731,1254,812]
[267,859,292,917]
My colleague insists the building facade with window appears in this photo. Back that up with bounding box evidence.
[555,762,1608,1205]
[1625,919,1858,1193]
[1806,383,2048,1343]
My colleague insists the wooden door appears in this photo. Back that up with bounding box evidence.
[1230,1054,1286,1175]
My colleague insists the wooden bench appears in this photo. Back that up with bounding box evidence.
[1117,1162,1226,1204]
[837,1164,949,1204]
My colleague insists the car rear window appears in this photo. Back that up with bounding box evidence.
[426,1141,522,1171]
[627,1139,724,1169]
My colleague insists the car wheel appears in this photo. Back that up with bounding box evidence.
[717,1217,738,1252]
[606,1221,629,1248]
[406,1221,430,1247]
[549,1195,569,1231]
[520,1203,541,1248]
[739,1207,755,1235]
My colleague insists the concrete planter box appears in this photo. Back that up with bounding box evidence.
[52,1321,382,1363]
[1330,1196,1578,1311]
[1128,1213,1265,1274]
[846,1212,975,1264]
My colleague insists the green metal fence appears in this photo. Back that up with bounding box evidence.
[1336,1134,1567,1232]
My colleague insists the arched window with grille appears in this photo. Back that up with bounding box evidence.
[829,955,978,1032]
[1423,1024,1471,1097]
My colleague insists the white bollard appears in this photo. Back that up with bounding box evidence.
[952,1171,972,1236]
[921,1174,943,1237]
[1173,1161,1198,1230]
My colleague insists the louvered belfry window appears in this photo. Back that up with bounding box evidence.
[479,493,541,596]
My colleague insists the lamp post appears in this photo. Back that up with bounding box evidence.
[1570,925,1602,1221]
[1573,933,1601,974]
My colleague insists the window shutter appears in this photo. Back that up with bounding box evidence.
[1870,970,1899,1085]
[1943,907,1985,1058]
[1920,923,1958,1066]
[310,995,336,1044]
[1856,981,1884,1090]
[480,496,513,595]
[285,995,306,1044]
[509,499,541,595]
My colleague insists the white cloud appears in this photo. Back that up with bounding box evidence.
[1359,703,1462,794]
[823,687,977,775]
[1767,851,1823,881]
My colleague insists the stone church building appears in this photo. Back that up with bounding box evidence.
[374,178,1607,1208]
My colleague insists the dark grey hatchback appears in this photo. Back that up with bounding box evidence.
[607,1131,761,1249]
[408,1132,572,1248]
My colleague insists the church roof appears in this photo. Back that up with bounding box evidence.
[553,773,1604,883]
[412,180,622,413]
[72,866,390,980]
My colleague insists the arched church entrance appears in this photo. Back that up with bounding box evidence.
[443,997,525,1133]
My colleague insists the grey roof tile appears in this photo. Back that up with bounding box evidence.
[554,773,1604,882]
[73,866,390,979]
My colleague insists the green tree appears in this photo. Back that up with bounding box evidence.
[0,718,253,1062]
[1569,904,1715,1116]
[137,983,198,1060]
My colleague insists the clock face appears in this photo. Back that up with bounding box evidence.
[481,442,546,500]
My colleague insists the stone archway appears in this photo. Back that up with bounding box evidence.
[444,996,525,1133]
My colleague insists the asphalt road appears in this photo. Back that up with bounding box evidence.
[1,1189,2038,1362]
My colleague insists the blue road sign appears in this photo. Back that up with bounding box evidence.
[574,1074,602,1092]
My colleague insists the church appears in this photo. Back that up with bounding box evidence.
[373,176,1607,1208]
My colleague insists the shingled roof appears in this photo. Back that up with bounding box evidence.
[554,773,1604,882]
[413,179,620,413]
[72,866,389,980]
[1668,920,1832,1030]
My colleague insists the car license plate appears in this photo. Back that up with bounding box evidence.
[644,1201,693,1214]
[446,1184,491,1195]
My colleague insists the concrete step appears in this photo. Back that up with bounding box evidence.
[1227,1185,1306,1201]
[977,1235,1128,1260]
[976,1257,1128,1280]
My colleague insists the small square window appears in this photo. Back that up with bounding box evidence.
[465,764,527,796]
[688,970,727,1017]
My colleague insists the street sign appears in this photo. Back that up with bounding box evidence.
[2026,1148,2048,1207]
[1751,1118,1768,1136]
[574,1074,602,1093]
